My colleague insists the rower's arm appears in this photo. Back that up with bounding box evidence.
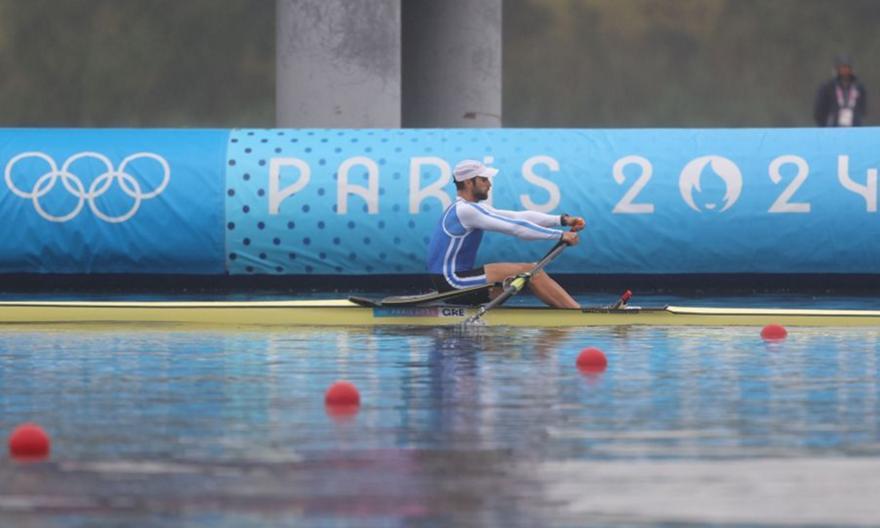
[458,202,561,240]
[490,208,563,228]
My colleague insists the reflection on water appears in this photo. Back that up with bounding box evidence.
[0,325,879,526]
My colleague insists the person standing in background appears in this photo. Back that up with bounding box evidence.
[814,54,868,127]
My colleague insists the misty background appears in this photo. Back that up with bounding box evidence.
[0,0,876,128]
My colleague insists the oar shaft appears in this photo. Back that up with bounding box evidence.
[464,239,569,324]
[469,278,522,320]
[528,239,568,275]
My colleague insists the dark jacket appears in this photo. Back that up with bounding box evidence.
[814,76,868,126]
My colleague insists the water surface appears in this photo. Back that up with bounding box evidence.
[1,322,879,526]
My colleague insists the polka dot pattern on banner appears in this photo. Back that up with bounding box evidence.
[223,129,573,275]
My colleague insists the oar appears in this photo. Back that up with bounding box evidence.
[462,239,569,325]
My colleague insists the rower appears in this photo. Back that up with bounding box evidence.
[426,160,586,308]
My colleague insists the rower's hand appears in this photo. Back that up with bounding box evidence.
[561,231,579,246]
[565,215,586,232]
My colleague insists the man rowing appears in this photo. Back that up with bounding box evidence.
[426,160,586,308]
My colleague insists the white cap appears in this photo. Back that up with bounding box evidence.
[453,160,499,182]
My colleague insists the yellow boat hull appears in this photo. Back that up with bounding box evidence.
[1,300,879,328]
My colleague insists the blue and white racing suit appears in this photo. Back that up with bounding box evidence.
[426,198,564,291]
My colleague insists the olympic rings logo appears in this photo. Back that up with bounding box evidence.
[4,151,170,223]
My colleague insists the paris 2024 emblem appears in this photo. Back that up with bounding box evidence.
[678,155,742,212]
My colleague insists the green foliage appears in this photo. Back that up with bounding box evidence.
[504,0,880,127]
[0,0,275,126]
[0,0,876,127]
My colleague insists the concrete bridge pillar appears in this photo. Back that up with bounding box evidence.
[402,0,502,127]
[276,0,401,127]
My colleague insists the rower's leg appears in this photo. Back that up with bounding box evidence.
[530,270,581,309]
[485,263,580,309]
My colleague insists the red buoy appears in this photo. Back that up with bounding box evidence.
[576,347,608,373]
[325,381,361,420]
[761,324,788,341]
[325,381,360,406]
[8,423,50,460]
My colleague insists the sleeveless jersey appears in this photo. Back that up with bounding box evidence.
[426,198,562,288]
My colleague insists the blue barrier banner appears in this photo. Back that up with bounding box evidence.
[0,129,227,273]
[3,127,878,277]
[225,128,880,275]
